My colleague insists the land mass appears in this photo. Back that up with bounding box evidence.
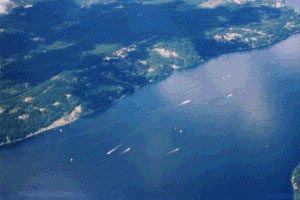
[292,163,300,200]
[1,0,300,146]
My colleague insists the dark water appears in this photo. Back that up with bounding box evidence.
[1,34,300,199]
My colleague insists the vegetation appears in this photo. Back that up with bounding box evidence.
[0,0,300,145]
[292,164,300,200]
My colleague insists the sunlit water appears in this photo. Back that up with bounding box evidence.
[286,0,300,12]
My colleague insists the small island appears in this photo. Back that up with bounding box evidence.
[1,0,300,146]
[292,164,300,200]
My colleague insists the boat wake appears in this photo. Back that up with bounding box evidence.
[106,145,122,155]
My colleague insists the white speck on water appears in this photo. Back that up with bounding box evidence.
[222,75,231,80]
[227,93,233,98]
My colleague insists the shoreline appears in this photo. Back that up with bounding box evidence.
[1,31,300,148]
[292,163,300,200]
[0,105,82,147]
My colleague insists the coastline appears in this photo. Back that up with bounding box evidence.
[1,31,300,148]
[292,164,300,200]
[0,105,82,147]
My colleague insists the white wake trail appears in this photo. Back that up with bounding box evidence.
[122,147,131,154]
[166,148,180,156]
[179,100,191,106]
[106,145,122,155]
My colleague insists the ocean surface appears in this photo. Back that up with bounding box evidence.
[286,0,300,12]
[1,2,300,197]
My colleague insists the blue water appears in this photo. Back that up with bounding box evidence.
[1,34,300,199]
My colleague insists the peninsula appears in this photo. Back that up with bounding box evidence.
[1,0,300,146]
